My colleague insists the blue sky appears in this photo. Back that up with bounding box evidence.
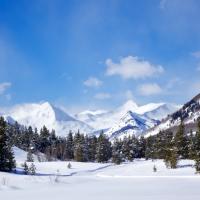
[0,0,200,112]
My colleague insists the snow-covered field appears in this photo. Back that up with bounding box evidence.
[1,148,200,200]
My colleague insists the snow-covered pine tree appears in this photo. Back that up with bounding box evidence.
[66,131,74,160]
[23,162,29,175]
[67,162,72,169]
[112,139,123,164]
[88,135,97,162]
[27,151,34,162]
[174,121,188,159]
[96,132,112,163]
[73,132,87,162]
[0,117,16,172]
[29,163,36,175]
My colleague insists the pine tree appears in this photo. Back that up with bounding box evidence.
[153,165,157,172]
[27,151,34,162]
[122,136,133,161]
[164,145,178,169]
[174,121,188,159]
[67,162,72,169]
[23,162,29,175]
[145,136,155,160]
[194,119,200,173]
[65,131,74,160]
[138,136,146,158]
[39,126,50,153]
[29,163,36,175]
[88,136,97,162]
[96,133,112,163]
[73,133,87,162]
[112,139,123,164]
[0,117,16,172]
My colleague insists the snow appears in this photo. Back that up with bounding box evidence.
[1,153,200,200]
[0,100,183,140]
[105,111,158,139]
[76,100,179,138]
[2,102,94,136]
[0,147,199,200]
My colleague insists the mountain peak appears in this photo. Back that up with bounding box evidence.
[120,100,138,112]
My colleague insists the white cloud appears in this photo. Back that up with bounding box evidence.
[138,83,162,96]
[84,77,102,88]
[0,82,12,95]
[94,92,111,100]
[105,56,164,79]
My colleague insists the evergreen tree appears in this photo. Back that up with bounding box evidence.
[23,162,29,175]
[194,119,200,173]
[122,136,134,161]
[96,133,112,163]
[73,132,87,162]
[27,151,34,162]
[138,136,146,158]
[39,126,50,153]
[145,136,155,160]
[0,117,16,172]
[65,131,74,160]
[88,136,97,162]
[112,139,123,164]
[174,121,188,159]
[67,162,72,169]
[164,140,179,169]
[29,163,36,175]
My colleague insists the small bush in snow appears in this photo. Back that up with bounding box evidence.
[67,162,72,169]
[1,177,8,186]
[153,165,157,172]
[54,170,60,183]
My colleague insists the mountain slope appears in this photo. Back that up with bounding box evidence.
[76,100,180,136]
[105,111,158,140]
[2,102,94,136]
[144,93,200,137]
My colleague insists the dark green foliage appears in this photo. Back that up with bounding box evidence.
[23,162,29,175]
[27,151,34,162]
[0,117,16,172]
[164,147,178,169]
[112,139,123,164]
[194,119,200,173]
[174,122,188,159]
[65,131,74,160]
[88,136,97,162]
[96,133,112,163]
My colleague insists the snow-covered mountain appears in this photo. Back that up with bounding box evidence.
[1,102,94,136]
[105,111,158,140]
[0,99,180,139]
[76,100,180,138]
[144,93,200,137]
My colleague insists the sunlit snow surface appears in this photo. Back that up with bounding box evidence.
[1,147,200,200]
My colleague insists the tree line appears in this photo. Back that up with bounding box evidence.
[1,116,200,173]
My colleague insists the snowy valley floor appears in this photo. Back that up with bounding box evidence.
[1,159,200,200]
